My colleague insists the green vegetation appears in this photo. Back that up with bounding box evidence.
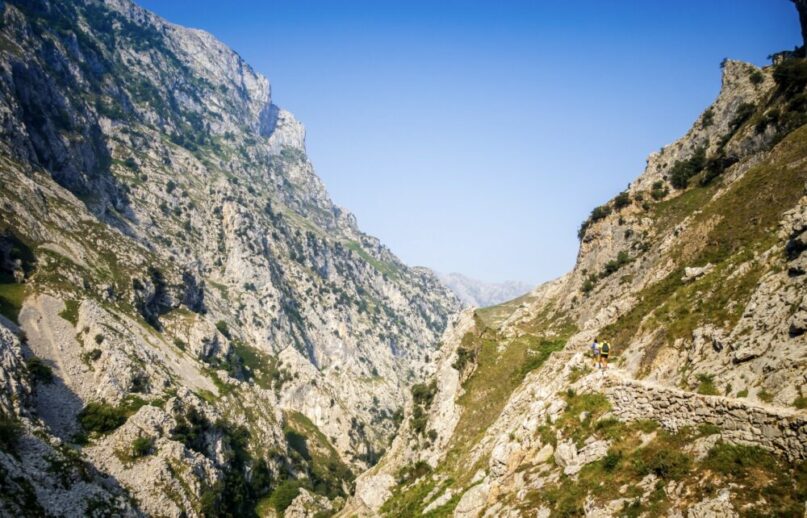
[78,396,147,435]
[258,479,303,516]
[695,373,719,396]
[25,356,54,384]
[215,320,231,339]
[0,414,21,452]
[773,57,807,93]
[669,146,706,189]
[282,411,354,500]
[59,299,80,326]
[650,180,668,200]
[131,436,153,457]
[410,381,437,436]
[578,204,612,240]
[0,283,26,322]
[602,124,807,359]
[345,241,400,279]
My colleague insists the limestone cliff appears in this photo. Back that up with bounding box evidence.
[344,20,807,518]
[0,0,459,515]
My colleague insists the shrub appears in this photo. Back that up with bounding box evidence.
[130,436,153,458]
[773,58,807,93]
[602,450,622,472]
[650,180,668,200]
[26,357,54,384]
[215,320,231,339]
[749,70,764,85]
[600,251,631,279]
[728,102,756,132]
[614,191,631,210]
[82,348,102,362]
[696,373,718,395]
[94,334,104,344]
[0,415,21,451]
[452,347,475,372]
[701,107,714,127]
[266,480,303,514]
[635,447,690,480]
[78,402,127,434]
[411,382,437,407]
[669,146,707,189]
[165,179,176,193]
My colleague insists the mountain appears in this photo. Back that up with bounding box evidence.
[0,0,460,515]
[344,13,807,518]
[435,273,532,308]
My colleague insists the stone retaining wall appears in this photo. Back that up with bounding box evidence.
[604,378,807,462]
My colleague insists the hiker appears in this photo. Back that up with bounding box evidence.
[591,338,601,368]
[600,340,611,370]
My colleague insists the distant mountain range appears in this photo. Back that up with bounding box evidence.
[435,272,532,308]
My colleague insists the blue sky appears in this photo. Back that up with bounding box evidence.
[140,0,800,285]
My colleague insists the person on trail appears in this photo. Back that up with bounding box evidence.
[591,338,601,368]
[599,340,611,370]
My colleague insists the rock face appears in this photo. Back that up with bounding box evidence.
[344,23,807,518]
[0,0,459,514]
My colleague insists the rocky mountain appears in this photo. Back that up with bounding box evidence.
[343,8,807,518]
[0,0,460,515]
[435,272,531,309]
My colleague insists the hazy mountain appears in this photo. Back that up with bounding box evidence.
[435,272,532,308]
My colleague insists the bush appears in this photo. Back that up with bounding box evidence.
[749,70,764,86]
[215,320,231,339]
[600,251,631,278]
[773,58,807,93]
[78,401,135,434]
[26,357,54,384]
[0,415,21,451]
[614,192,631,210]
[266,480,303,514]
[635,447,690,480]
[696,373,718,395]
[165,179,176,193]
[82,348,102,363]
[701,107,714,127]
[452,347,475,372]
[411,381,437,407]
[131,436,153,458]
[602,450,622,472]
[650,180,668,200]
[669,146,706,189]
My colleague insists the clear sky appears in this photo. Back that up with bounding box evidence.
[139,0,800,285]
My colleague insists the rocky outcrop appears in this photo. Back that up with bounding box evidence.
[0,0,460,514]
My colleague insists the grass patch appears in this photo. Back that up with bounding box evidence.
[59,299,80,326]
[0,283,25,322]
[696,374,719,396]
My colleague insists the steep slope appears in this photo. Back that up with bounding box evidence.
[0,0,459,515]
[435,273,531,309]
[345,35,807,518]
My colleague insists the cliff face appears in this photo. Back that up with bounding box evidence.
[0,0,460,515]
[345,43,807,518]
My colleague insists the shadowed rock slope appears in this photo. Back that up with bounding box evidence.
[0,0,460,515]
[344,31,807,518]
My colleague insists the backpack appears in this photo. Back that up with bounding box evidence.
[591,342,600,353]
[601,343,610,354]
